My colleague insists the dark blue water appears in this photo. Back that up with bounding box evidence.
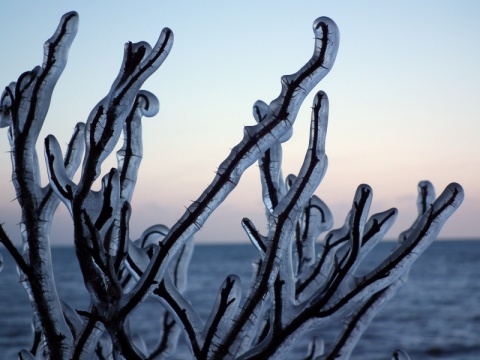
[1,241,479,359]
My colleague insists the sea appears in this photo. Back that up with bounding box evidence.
[0,240,479,359]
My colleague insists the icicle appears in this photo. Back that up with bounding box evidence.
[241,218,267,255]
[17,350,37,360]
[391,349,410,360]
[305,337,324,359]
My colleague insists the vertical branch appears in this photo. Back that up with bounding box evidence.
[148,235,196,359]
[42,24,171,357]
[295,195,333,277]
[0,12,80,359]
[216,90,330,359]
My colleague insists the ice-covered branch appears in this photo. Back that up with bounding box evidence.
[123,18,340,314]
[318,276,407,360]
[42,31,169,353]
[0,12,82,359]
[315,184,436,360]
[214,90,330,359]
[237,182,462,359]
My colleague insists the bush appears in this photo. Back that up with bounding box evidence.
[0,11,463,359]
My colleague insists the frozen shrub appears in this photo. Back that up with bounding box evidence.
[0,11,463,360]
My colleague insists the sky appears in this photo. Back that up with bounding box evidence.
[0,1,479,244]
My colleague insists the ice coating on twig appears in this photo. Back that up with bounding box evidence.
[202,275,242,358]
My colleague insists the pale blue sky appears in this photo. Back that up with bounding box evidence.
[0,1,479,243]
